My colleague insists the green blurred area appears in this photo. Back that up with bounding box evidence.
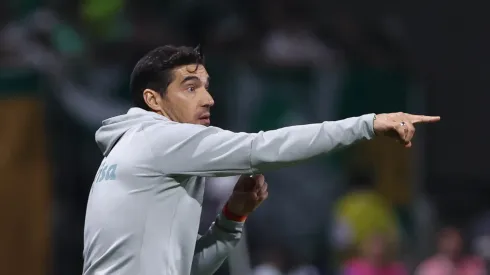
[0,69,43,97]
[8,0,41,17]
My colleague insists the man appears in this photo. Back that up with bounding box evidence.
[83,45,440,275]
[415,227,486,275]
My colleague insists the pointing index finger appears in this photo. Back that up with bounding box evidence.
[409,114,441,124]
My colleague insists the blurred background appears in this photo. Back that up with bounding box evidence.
[1,0,490,274]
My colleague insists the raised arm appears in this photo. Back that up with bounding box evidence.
[145,114,376,176]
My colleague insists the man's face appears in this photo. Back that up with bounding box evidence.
[361,234,389,262]
[438,228,463,258]
[151,64,214,126]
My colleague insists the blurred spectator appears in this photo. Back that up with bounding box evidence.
[330,172,401,260]
[259,0,333,67]
[415,227,486,275]
[253,248,286,275]
[342,233,407,275]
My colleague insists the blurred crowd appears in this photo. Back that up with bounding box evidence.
[1,1,490,275]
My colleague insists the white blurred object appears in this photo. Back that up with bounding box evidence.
[0,9,130,130]
[262,29,334,67]
[288,265,320,275]
[330,216,353,251]
[253,264,283,275]
[473,235,490,260]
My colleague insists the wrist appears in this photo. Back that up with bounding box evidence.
[222,203,247,222]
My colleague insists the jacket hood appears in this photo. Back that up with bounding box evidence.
[95,108,168,156]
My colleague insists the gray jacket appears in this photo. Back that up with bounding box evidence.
[83,108,375,275]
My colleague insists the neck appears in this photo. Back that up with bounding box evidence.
[364,255,386,267]
[440,253,460,262]
[156,110,173,121]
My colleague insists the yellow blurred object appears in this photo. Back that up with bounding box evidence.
[334,190,399,249]
[348,137,412,205]
[0,98,50,275]
[81,0,124,38]
[82,0,122,22]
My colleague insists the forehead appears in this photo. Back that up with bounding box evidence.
[172,64,209,81]
[439,228,461,239]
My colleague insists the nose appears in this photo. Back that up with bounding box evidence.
[202,91,214,108]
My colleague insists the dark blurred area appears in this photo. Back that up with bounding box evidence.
[1,0,490,274]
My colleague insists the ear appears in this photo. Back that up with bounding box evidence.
[143,89,162,111]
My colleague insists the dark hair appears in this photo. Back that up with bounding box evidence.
[130,45,204,110]
[348,169,375,189]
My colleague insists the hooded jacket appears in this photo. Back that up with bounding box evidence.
[83,107,375,275]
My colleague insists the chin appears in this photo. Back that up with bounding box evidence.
[197,118,211,126]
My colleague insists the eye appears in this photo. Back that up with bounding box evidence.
[187,86,196,92]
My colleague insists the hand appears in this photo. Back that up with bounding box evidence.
[374,112,440,148]
[226,174,268,217]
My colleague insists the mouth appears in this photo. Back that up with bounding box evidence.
[198,113,211,126]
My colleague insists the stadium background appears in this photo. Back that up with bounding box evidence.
[1,0,490,274]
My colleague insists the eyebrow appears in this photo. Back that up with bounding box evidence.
[181,76,200,84]
[180,76,210,86]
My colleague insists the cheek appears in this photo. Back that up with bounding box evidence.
[174,93,198,119]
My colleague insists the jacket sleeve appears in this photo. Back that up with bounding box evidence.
[190,214,244,275]
[145,114,375,176]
